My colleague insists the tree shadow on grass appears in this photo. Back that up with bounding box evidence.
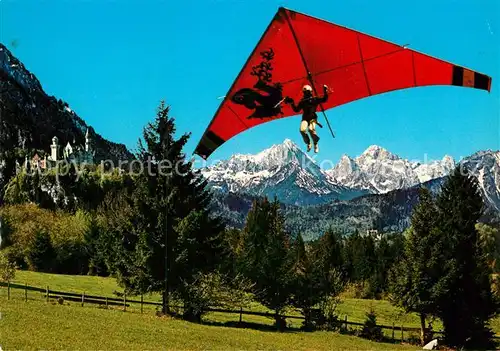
[200,319,303,333]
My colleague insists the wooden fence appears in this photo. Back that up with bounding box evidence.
[0,280,448,342]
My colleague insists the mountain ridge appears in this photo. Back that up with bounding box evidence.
[326,144,456,194]
[200,138,368,206]
[0,43,135,200]
[204,139,499,239]
[200,138,497,207]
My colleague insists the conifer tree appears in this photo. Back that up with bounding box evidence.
[110,101,224,316]
[290,233,317,330]
[389,187,440,345]
[238,197,292,330]
[434,167,499,349]
[314,230,344,271]
[26,229,55,272]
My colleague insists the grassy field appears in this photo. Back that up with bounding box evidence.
[1,270,498,349]
[1,298,419,350]
[2,270,429,330]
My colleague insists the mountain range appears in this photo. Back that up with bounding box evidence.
[203,140,500,239]
[201,139,498,207]
[200,139,367,206]
[325,145,456,194]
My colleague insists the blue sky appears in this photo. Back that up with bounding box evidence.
[1,0,498,168]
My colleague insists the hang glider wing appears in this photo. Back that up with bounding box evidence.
[194,7,492,159]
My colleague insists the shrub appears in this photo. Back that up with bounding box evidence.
[25,229,55,272]
[360,308,383,341]
[0,250,16,281]
[174,272,254,322]
[314,295,343,331]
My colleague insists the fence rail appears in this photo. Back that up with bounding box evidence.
[3,280,498,341]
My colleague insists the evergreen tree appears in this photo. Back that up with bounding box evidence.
[238,197,293,330]
[303,231,347,329]
[344,232,376,293]
[84,214,109,276]
[389,187,440,345]
[290,233,319,330]
[360,308,383,341]
[314,230,344,271]
[220,227,243,277]
[434,167,499,349]
[110,101,224,317]
[370,236,392,298]
[311,230,347,301]
[26,229,55,272]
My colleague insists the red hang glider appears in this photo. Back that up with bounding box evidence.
[194,7,492,159]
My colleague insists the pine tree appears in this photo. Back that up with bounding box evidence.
[110,101,224,317]
[389,187,440,345]
[290,233,317,330]
[314,230,344,271]
[434,167,499,349]
[238,197,293,330]
[344,232,376,295]
[370,236,392,298]
[361,308,383,341]
[305,231,347,329]
[26,229,55,272]
[84,215,109,276]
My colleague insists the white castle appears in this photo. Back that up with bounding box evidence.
[27,128,95,169]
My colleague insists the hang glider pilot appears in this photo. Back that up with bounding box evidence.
[284,84,329,153]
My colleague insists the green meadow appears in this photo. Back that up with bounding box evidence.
[0,271,420,350]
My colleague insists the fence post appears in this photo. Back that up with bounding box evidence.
[401,324,404,341]
[123,293,126,312]
[25,282,28,302]
[141,294,143,314]
[7,281,10,300]
[392,322,395,341]
[105,296,108,308]
[82,292,85,307]
[46,286,49,302]
[239,307,243,323]
[344,315,348,330]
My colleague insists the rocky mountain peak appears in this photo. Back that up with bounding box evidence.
[358,145,399,162]
[201,139,367,205]
[326,145,461,194]
[0,44,43,94]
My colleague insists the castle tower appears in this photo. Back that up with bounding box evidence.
[64,142,73,159]
[51,136,59,161]
[85,128,91,153]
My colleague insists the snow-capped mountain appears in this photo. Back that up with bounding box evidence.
[211,150,500,239]
[326,145,456,194]
[200,139,367,205]
[201,139,499,215]
[461,150,500,212]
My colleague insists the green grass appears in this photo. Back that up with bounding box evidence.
[1,299,419,350]
[337,299,424,327]
[12,270,137,298]
[3,270,499,349]
[3,270,429,330]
